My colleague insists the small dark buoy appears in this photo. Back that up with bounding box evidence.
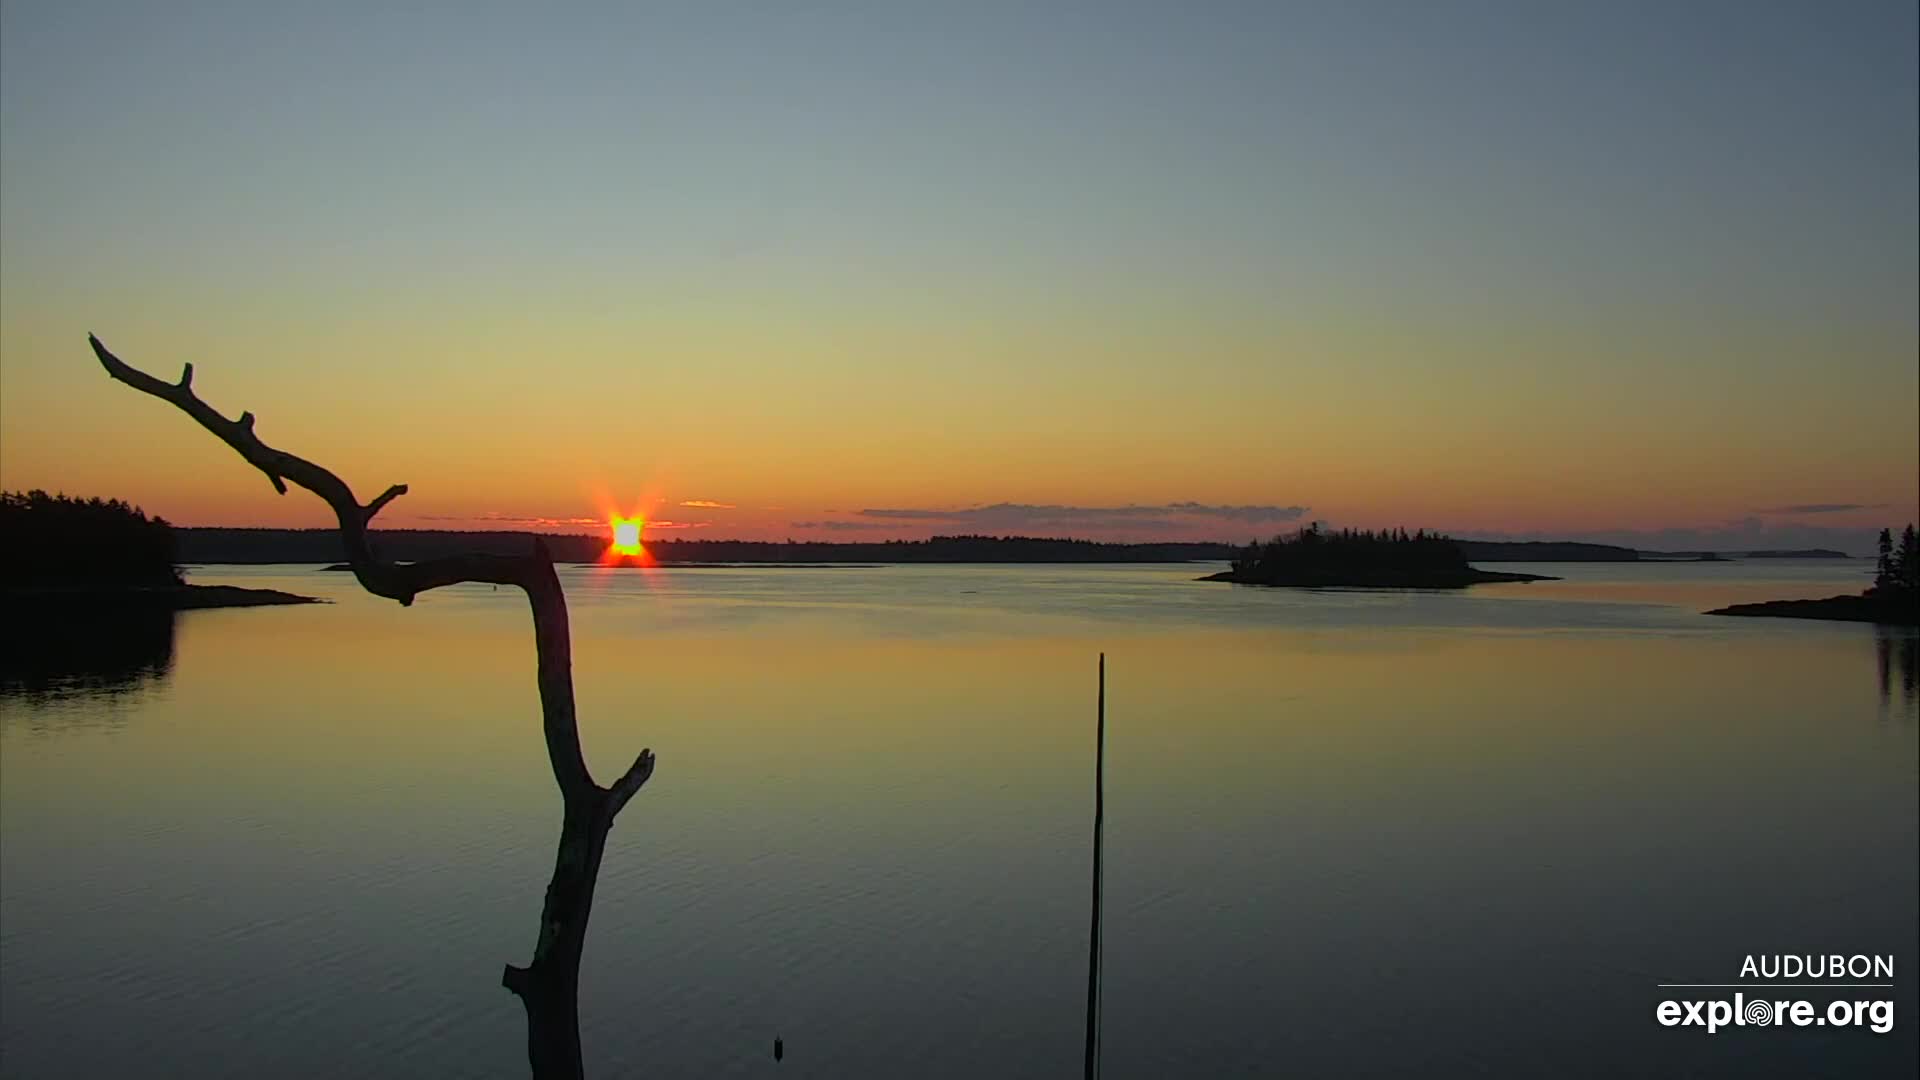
[773,1035,784,1062]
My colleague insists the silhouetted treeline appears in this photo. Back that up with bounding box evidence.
[163,527,1683,565]
[173,528,1241,564]
[656,535,1239,563]
[1226,523,1476,586]
[1,491,180,587]
[1872,526,1919,601]
[158,524,1864,567]
[179,528,573,563]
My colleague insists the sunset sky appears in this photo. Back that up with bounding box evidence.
[2,2,1915,550]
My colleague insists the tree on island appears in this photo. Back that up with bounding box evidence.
[87,336,651,1080]
[1873,524,1918,601]
[1228,522,1464,580]
[1212,522,1551,588]
[1,490,181,588]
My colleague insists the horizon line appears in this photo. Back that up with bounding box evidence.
[158,524,1867,556]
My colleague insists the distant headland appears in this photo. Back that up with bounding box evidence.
[1202,525,1557,589]
[1449,540,1637,562]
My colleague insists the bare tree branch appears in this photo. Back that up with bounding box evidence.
[364,483,409,523]
[604,749,657,820]
[90,334,655,1079]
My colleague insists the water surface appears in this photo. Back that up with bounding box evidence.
[3,560,1915,1077]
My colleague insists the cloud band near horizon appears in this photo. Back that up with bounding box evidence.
[1754,503,1888,515]
[843,501,1309,532]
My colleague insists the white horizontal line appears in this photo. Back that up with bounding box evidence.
[1656,983,1893,988]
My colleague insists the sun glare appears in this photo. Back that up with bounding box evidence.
[611,517,643,556]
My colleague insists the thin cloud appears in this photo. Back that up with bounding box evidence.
[853,502,1308,530]
[1754,503,1886,515]
[790,520,908,532]
[1162,501,1313,523]
[416,513,603,527]
[679,499,735,509]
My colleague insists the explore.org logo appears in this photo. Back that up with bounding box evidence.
[1656,955,1894,1035]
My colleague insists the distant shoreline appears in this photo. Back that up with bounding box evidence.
[322,561,886,571]
[1200,566,1558,589]
[183,530,1236,564]
[569,562,885,570]
[174,529,1863,564]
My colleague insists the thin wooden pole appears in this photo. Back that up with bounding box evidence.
[1084,652,1104,1080]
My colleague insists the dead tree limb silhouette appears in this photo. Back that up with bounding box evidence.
[89,334,652,1080]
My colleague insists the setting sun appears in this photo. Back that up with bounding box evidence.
[610,517,643,555]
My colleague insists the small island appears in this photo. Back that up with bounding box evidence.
[1706,525,1918,626]
[2,490,320,610]
[1202,524,1558,589]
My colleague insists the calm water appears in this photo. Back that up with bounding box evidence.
[3,560,1915,1078]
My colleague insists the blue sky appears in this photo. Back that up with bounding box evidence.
[2,2,1914,548]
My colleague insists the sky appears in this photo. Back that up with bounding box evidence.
[2,1,1915,550]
